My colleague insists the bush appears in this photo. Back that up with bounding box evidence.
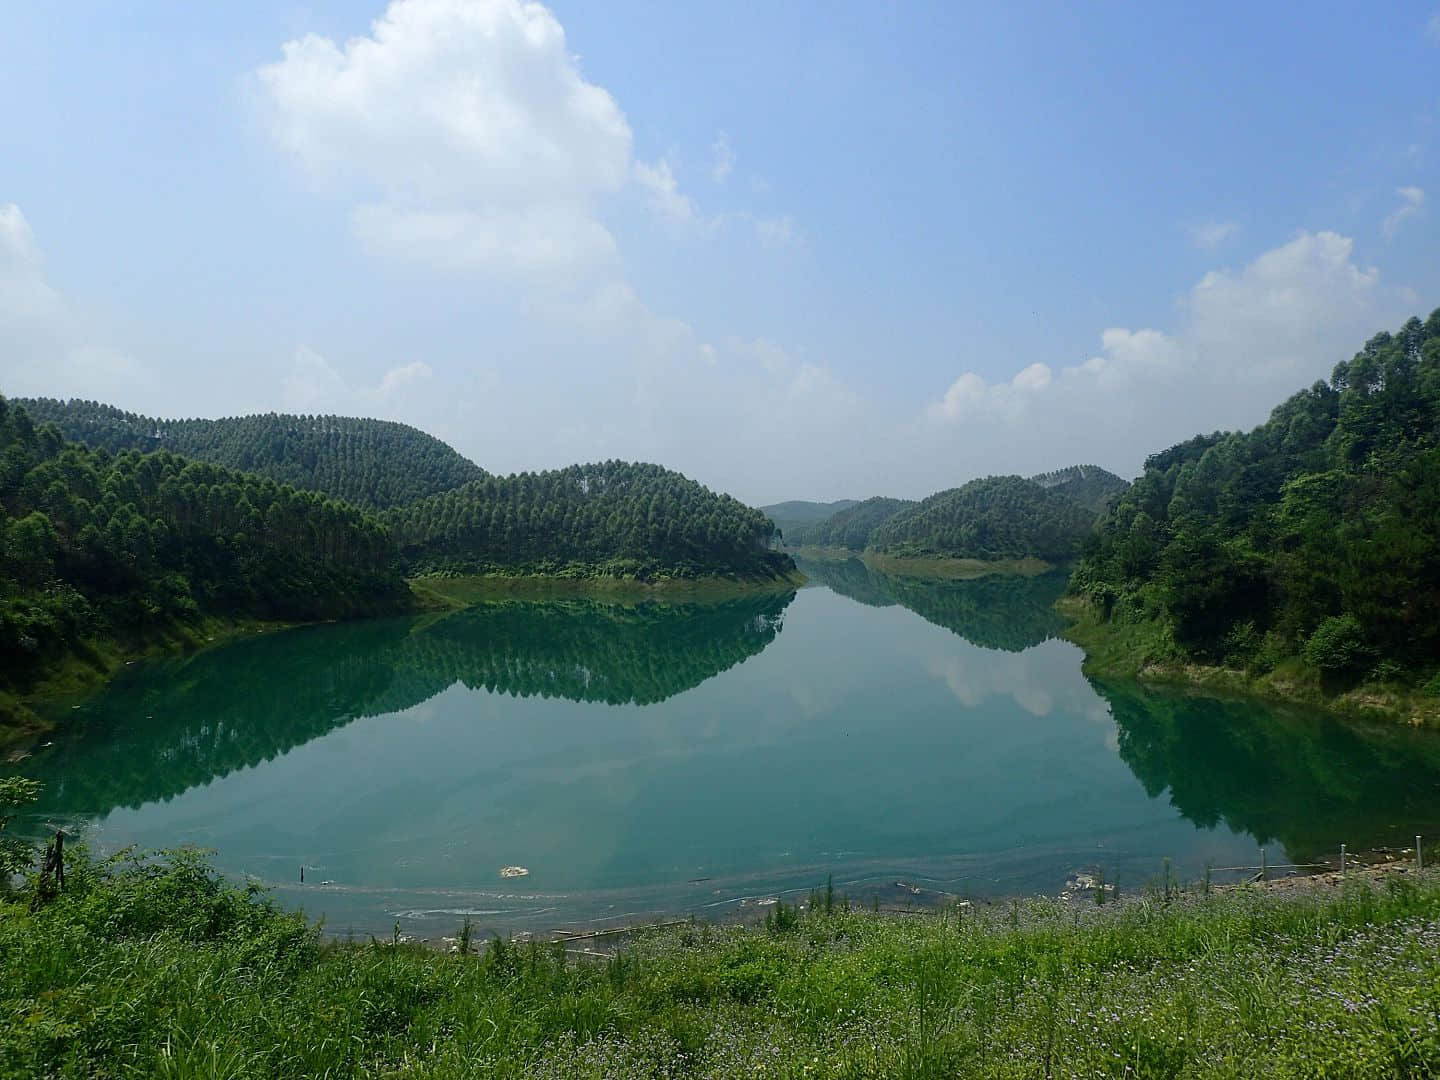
[1302,614,1374,675]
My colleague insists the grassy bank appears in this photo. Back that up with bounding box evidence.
[1059,597,1440,727]
[788,548,1051,580]
[410,567,806,610]
[5,846,1440,1077]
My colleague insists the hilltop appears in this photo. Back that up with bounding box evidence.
[14,398,487,511]
[1029,463,1129,513]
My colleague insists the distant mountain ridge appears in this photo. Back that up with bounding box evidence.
[758,499,859,539]
[14,398,486,511]
[782,496,917,550]
[776,465,1124,560]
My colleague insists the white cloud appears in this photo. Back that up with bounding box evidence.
[1185,221,1239,250]
[282,348,438,412]
[379,360,434,396]
[1382,186,1425,238]
[922,231,1405,481]
[633,158,695,224]
[0,203,143,401]
[0,203,62,324]
[710,132,734,183]
[254,0,635,275]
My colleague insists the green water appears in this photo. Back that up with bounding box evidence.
[13,563,1440,937]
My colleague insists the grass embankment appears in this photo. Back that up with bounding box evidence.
[788,547,1050,579]
[1058,597,1440,727]
[410,567,806,610]
[6,849,1440,1077]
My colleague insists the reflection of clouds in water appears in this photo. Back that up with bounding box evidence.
[1087,702,1121,752]
[928,652,1053,717]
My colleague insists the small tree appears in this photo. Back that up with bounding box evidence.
[1303,614,1374,675]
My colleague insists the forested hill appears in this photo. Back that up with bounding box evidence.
[1070,309,1440,686]
[1030,465,1129,513]
[384,461,794,580]
[783,496,916,550]
[14,398,485,511]
[0,396,410,700]
[869,476,1097,561]
[759,499,859,538]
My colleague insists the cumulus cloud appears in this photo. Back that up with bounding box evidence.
[1382,186,1425,238]
[922,231,1406,481]
[254,0,636,275]
[1185,221,1239,250]
[0,203,143,401]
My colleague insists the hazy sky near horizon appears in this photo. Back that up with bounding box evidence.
[2,1,1438,505]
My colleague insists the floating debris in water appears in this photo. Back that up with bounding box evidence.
[500,866,530,878]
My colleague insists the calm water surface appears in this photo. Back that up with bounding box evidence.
[14,562,1440,937]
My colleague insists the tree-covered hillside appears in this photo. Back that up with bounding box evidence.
[385,461,793,580]
[783,496,916,550]
[1070,309,1440,686]
[759,499,859,539]
[15,399,485,511]
[869,476,1096,561]
[0,397,409,700]
[1031,464,1130,514]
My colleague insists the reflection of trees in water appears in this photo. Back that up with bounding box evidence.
[1097,677,1440,860]
[797,558,1069,652]
[16,593,793,819]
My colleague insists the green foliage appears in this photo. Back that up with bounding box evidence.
[1074,309,1440,679]
[1029,463,1130,513]
[7,845,1440,1076]
[0,396,410,695]
[869,476,1097,561]
[0,776,41,876]
[1303,614,1374,675]
[16,398,486,510]
[783,496,916,550]
[386,461,792,580]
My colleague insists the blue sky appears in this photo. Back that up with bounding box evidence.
[2,0,1437,503]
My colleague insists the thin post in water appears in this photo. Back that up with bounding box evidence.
[1418,836,1424,872]
[1260,846,1267,882]
[1340,843,1347,877]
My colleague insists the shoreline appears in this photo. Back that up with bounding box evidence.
[408,568,806,609]
[788,547,1053,579]
[1057,596,1440,727]
[0,613,324,752]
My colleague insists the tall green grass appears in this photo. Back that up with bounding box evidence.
[4,846,1440,1077]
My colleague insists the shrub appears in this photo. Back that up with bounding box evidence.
[1302,614,1373,675]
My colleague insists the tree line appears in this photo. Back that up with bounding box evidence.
[1071,309,1440,685]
